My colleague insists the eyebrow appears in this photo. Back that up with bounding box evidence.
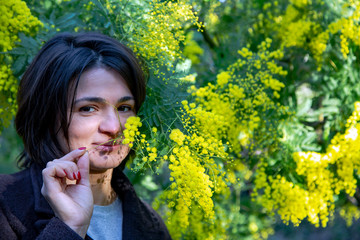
[74,96,134,105]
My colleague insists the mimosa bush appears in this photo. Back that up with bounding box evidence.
[2,0,360,239]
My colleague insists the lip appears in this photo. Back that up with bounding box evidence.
[92,142,121,152]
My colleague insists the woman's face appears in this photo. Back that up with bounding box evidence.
[60,67,135,172]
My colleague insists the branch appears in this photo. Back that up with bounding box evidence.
[200,25,218,49]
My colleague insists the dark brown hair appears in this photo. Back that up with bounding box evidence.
[15,32,146,168]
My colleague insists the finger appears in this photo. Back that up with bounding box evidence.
[49,160,79,180]
[77,151,90,186]
[42,164,68,196]
[60,147,87,162]
[43,163,68,179]
[47,160,79,181]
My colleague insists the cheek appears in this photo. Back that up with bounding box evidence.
[56,130,69,153]
[68,117,98,147]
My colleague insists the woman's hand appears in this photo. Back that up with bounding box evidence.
[41,148,93,238]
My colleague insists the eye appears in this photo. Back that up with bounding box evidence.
[117,105,132,112]
[79,106,96,113]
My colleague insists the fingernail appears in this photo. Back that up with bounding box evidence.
[73,172,77,180]
[78,147,86,150]
[77,171,81,181]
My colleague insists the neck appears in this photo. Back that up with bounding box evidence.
[89,168,116,206]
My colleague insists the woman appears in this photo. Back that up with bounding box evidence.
[0,32,171,239]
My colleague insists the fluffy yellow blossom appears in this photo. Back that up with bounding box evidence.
[122,116,142,147]
[339,204,360,227]
[0,0,42,52]
[122,114,229,239]
[179,73,196,83]
[309,31,330,69]
[160,40,290,238]
[328,2,360,58]
[258,0,360,67]
[216,71,231,86]
[0,0,42,132]
[204,1,221,30]
[0,64,18,129]
[156,121,230,238]
[128,0,202,72]
[255,102,360,228]
[189,39,289,154]
[169,129,186,145]
[281,19,314,48]
[290,0,311,8]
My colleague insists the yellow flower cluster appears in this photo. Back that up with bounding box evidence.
[253,163,311,226]
[281,18,314,48]
[328,1,360,58]
[122,116,142,148]
[290,0,311,8]
[155,192,229,239]
[308,31,330,65]
[255,160,335,228]
[203,0,221,31]
[271,2,328,67]
[0,0,41,131]
[293,152,335,227]
[159,39,290,238]
[182,98,229,141]
[339,204,360,227]
[121,116,162,170]
[216,71,231,86]
[129,0,202,73]
[154,117,230,238]
[0,64,18,128]
[256,0,360,67]
[254,101,360,228]
[0,0,42,52]
[178,73,196,84]
[189,38,288,154]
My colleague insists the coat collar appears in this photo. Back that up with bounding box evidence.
[30,164,53,216]
[30,164,54,233]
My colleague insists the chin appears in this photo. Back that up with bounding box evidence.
[88,147,129,172]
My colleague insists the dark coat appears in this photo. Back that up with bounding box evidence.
[0,164,171,240]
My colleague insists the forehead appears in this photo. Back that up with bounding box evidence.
[74,67,133,100]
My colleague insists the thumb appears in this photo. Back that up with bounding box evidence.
[77,151,90,186]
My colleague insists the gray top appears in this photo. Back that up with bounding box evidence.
[87,197,123,240]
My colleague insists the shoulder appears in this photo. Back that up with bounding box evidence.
[0,169,34,239]
[0,168,35,217]
[0,168,32,198]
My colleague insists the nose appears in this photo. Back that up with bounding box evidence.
[99,108,122,136]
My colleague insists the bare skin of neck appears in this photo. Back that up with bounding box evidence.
[89,168,116,206]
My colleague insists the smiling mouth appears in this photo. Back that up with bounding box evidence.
[93,144,121,152]
[92,140,122,151]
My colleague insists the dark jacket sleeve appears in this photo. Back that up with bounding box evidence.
[0,198,85,240]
